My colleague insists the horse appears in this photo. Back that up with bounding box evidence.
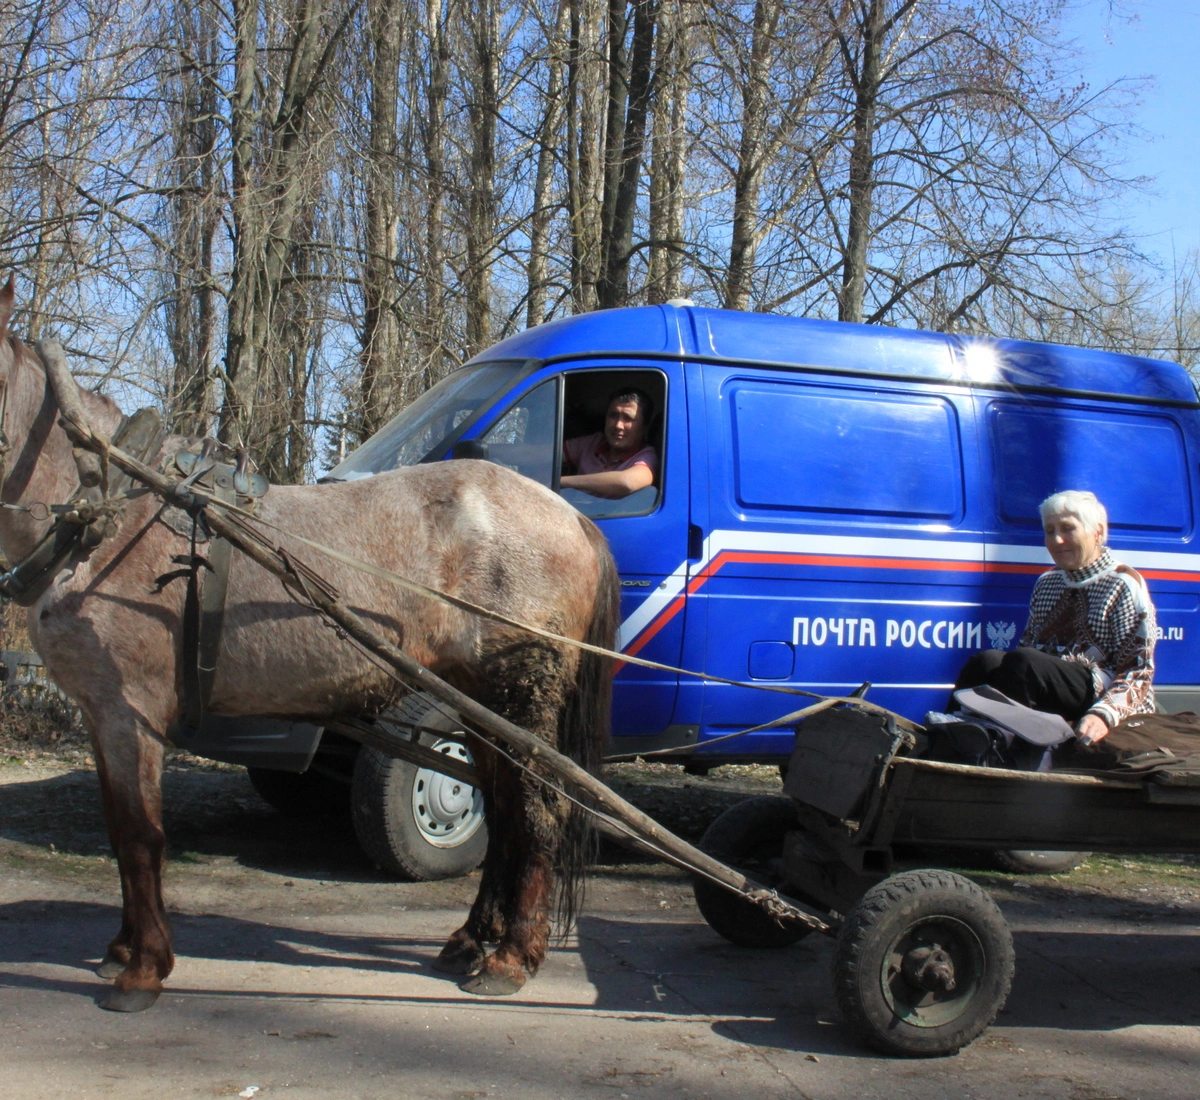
[0,281,621,1011]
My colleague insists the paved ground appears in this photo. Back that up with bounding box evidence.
[2,760,1200,1099]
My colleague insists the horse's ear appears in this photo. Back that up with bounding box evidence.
[0,276,14,339]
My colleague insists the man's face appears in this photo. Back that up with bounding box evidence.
[604,398,646,454]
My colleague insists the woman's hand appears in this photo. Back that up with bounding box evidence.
[1075,712,1110,747]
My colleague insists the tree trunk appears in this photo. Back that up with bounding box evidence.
[597,0,656,310]
[167,0,219,436]
[463,0,498,356]
[647,0,687,304]
[359,0,404,441]
[567,0,604,311]
[420,0,450,383]
[724,0,781,311]
[838,0,883,325]
[221,0,344,454]
[221,0,263,449]
[527,0,569,329]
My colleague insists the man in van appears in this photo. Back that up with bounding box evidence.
[560,387,658,499]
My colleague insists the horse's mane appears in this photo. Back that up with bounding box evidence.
[7,330,125,433]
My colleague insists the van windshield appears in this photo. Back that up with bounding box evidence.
[327,362,520,480]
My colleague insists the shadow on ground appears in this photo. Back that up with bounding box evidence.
[3,891,1199,1062]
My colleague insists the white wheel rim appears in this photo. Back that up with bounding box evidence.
[411,739,485,849]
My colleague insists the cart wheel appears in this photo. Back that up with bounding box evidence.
[833,869,1014,1058]
[993,850,1087,875]
[351,698,487,881]
[693,796,813,949]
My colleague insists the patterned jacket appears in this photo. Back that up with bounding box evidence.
[1019,548,1157,728]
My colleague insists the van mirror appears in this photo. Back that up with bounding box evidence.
[451,439,490,461]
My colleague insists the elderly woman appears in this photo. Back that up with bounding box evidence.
[954,490,1157,746]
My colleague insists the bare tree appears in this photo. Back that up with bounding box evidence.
[162,0,221,435]
[357,0,404,441]
[645,0,688,303]
[221,0,355,463]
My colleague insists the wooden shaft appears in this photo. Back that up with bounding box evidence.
[36,340,104,488]
[54,412,832,935]
[328,716,480,786]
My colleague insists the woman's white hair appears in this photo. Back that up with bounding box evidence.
[1039,490,1108,538]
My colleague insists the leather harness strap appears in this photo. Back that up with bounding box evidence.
[175,453,268,730]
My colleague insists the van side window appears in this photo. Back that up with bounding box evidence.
[559,369,666,519]
[730,381,963,521]
[480,378,558,486]
[989,402,1192,533]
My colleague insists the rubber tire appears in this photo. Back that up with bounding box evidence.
[246,765,351,818]
[834,869,1015,1058]
[692,796,814,949]
[351,698,488,882]
[993,850,1088,875]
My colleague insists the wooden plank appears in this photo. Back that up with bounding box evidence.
[891,756,1142,788]
[890,767,1200,849]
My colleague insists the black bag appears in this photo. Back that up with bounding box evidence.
[924,721,1052,771]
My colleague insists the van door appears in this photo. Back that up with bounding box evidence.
[470,361,689,743]
[976,395,1200,702]
[558,363,690,744]
[688,366,987,755]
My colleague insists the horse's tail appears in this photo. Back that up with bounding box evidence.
[554,515,621,933]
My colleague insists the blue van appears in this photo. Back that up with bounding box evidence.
[330,302,1200,743]
[192,303,1200,875]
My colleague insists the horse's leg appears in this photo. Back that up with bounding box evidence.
[459,651,571,996]
[461,768,565,996]
[90,713,173,1012]
[433,745,514,975]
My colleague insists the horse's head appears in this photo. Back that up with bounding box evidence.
[0,278,124,562]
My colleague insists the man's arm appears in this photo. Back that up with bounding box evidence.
[561,463,654,499]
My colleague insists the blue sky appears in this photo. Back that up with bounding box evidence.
[1064,1,1200,260]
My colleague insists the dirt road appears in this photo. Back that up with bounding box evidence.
[2,758,1200,1099]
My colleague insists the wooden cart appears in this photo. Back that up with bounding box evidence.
[692,705,1200,1058]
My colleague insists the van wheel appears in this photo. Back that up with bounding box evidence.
[993,850,1087,875]
[351,697,487,881]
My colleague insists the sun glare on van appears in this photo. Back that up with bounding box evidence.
[960,341,1000,382]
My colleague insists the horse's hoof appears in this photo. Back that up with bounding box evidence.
[95,955,124,980]
[460,971,524,997]
[100,986,160,1013]
[432,945,485,976]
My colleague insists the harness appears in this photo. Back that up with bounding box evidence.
[0,365,269,730]
[0,407,168,606]
[161,445,268,729]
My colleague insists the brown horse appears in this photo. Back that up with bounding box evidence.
[0,283,620,1011]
